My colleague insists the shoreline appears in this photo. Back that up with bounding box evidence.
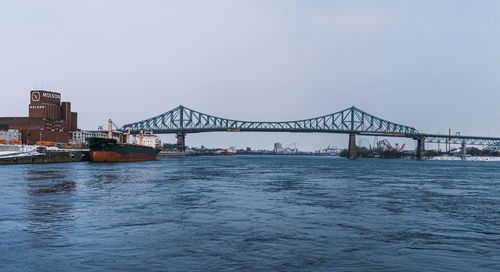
[2,149,500,165]
[0,150,89,165]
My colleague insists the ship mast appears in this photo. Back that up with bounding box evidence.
[108,119,113,139]
[107,119,130,144]
[126,126,130,144]
[139,129,144,146]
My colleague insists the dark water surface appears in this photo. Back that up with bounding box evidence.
[1,156,499,271]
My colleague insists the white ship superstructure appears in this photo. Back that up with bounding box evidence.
[135,131,161,148]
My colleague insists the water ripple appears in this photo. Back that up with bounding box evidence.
[0,157,499,271]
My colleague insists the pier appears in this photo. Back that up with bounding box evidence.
[0,150,89,165]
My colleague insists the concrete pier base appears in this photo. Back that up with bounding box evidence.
[416,138,425,160]
[348,134,357,160]
[176,133,186,152]
[0,150,89,165]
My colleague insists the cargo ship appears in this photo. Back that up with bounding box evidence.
[87,137,160,162]
[87,119,160,163]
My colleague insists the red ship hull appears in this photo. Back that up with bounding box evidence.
[89,150,158,163]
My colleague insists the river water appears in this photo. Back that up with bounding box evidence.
[1,156,499,271]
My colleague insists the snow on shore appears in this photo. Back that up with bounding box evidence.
[0,145,89,158]
[429,155,500,162]
[0,145,39,158]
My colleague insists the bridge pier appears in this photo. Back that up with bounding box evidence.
[416,138,425,160]
[461,142,467,156]
[348,134,357,160]
[176,133,186,152]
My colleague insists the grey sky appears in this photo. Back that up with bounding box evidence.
[1,0,499,150]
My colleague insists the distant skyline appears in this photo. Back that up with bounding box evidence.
[1,1,499,151]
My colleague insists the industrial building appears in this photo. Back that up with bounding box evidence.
[0,90,78,144]
[71,130,102,145]
[273,142,284,153]
[0,129,21,142]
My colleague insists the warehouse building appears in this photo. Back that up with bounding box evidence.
[0,90,78,144]
[0,129,21,142]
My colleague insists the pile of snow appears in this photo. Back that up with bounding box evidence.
[0,151,19,157]
[0,144,88,159]
[0,145,40,158]
[19,145,38,153]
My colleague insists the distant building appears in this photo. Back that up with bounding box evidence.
[274,142,284,153]
[0,129,21,142]
[71,130,103,145]
[0,90,78,144]
[162,143,178,151]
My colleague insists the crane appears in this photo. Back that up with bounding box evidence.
[377,140,406,151]
[286,142,298,153]
[377,139,393,151]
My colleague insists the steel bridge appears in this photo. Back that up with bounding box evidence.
[118,105,500,159]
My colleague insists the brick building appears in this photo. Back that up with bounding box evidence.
[0,90,78,144]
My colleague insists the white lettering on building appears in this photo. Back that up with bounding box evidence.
[30,105,45,109]
[42,92,61,100]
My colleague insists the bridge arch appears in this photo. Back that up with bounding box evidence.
[121,105,419,135]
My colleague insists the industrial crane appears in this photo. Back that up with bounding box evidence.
[377,140,406,151]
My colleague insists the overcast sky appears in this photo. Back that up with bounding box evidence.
[1,0,499,150]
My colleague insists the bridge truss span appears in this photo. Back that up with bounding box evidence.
[121,105,420,135]
[422,134,500,147]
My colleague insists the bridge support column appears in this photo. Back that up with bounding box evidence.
[416,138,425,160]
[176,133,186,152]
[348,134,356,160]
[461,142,467,156]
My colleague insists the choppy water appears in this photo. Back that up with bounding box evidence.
[1,156,499,271]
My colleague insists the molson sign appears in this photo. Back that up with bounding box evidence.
[31,91,61,103]
[42,92,61,99]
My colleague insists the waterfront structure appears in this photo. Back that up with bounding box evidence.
[0,90,78,144]
[0,129,21,142]
[273,142,284,153]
